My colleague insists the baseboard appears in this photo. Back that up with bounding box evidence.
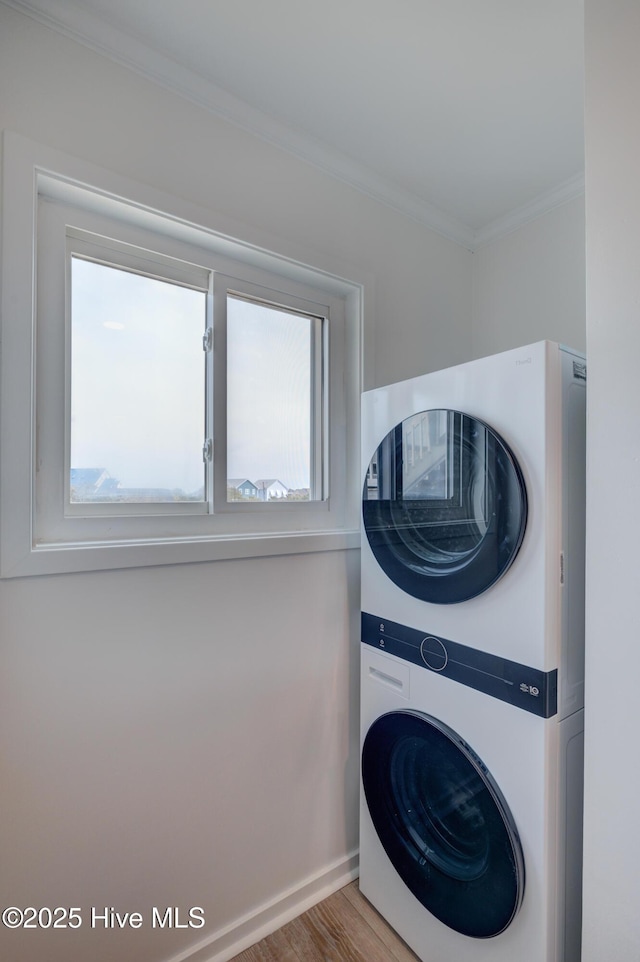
[164,850,360,962]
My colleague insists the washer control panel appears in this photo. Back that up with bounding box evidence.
[362,611,557,718]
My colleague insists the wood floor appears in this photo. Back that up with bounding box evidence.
[229,880,420,962]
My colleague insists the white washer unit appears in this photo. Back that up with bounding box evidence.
[359,341,586,962]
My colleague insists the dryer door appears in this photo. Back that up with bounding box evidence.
[362,709,525,938]
[362,409,527,604]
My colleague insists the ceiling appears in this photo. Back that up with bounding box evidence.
[8,0,585,247]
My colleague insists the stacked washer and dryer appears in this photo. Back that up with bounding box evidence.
[359,341,586,962]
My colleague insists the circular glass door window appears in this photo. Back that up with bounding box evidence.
[362,710,525,938]
[362,410,527,604]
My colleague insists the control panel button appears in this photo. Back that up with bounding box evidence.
[420,636,448,671]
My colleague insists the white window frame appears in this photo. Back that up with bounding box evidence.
[214,276,329,514]
[0,132,362,577]
[59,223,214,521]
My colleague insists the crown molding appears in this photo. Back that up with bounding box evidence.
[3,0,582,252]
[472,172,586,249]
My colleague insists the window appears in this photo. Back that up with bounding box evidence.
[0,133,361,576]
[69,235,209,509]
[226,292,324,503]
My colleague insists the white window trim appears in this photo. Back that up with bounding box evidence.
[64,228,213,519]
[214,277,329,512]
[0,131,362,577]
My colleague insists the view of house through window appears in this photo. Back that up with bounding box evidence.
[226,293,322,503]
[70,257,325,508]
[70,256,207,503]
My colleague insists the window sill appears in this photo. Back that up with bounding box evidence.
[2,529,361,579]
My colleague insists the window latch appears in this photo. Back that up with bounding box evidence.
[202,327,213,352]
[202,438,213,462]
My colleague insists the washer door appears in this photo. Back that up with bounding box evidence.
[362,410,527,604]
[362,710,525,939]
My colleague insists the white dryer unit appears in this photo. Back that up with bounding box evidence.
[359,342,586,962]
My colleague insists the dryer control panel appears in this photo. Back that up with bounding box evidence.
[362,611,558,718]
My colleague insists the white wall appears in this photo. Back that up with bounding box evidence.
[0,7,472,962]
[472,196,586,359]
[582,2,640,958]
